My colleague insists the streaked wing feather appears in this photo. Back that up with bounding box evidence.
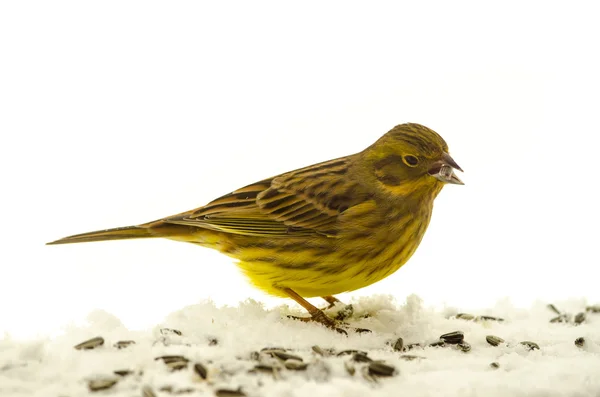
[163,157,364,237]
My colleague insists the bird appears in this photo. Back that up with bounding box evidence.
[48,122,463,332]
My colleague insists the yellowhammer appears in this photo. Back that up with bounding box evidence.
[49,123,463,332]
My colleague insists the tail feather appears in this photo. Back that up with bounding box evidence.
[47,225,156,245]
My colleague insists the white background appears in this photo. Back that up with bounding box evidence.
[1,1,599,338]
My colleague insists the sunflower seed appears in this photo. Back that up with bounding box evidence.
[269,351,303,361]
[478,315,504,322]
[160,328,182,336]
[74,336,104,350]
[490,362,500,369]
[215,388,246,397]
[456,342,471,352]
[368,361,396,377]
[575,337,585,348]
[486,335,505,347]
[285,359,308,370]
[142,385,157,397]
[520,341,540,351]
[550,314,569,323]
[166,359,188,371]
[586,305,600,313]
[261,346,286,352]
[337,349,367,357]
[456,313,475,320]
[574,312,586,325]
[155,355,190,364]
[344,360,356,376]
[88,378,117,392]
[114,340,135,349]
[440,331,464,344]
[547,304,562,315]
[194,363,208,379]
[352,352,372,363]
[399,354,425,361]
[252,363,280,373]
[113,369,133,377]
[392,337,404,352]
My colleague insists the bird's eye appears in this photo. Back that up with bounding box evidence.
[402,155,419,167]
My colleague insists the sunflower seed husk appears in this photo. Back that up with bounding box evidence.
[403,343,423,351]
[547,304,562,315]
[166,359,189,371]
[160,328,182,336]
[399,354,425,361]
[142,385,157,397]
[362,366,378,383]
[490,362,500,369]
[160,386,195,394]
[261,346,286,352]
[344,360,356,376]
[368,361,396,377]
[586,305,600,313]
[114,340,135,349]
[575,337,585,348]
[74,336,104,350]
[269,351,303,362]
[392,337,404,352]
[520,341,540,351]
[207,337,218,346]
[215,388,246,397]
[113,369,133,377]
[252,363,280,373]
[285,359,308,370]
[88,378,117,392]
[311,345,328,356]
[352,352,372,363]
[155,355,190,364]
[550,314,569,323]
[440,331,464,344]
[574,312,586,325]
[456,313,475,320]
[337,349,367,357]
[193,363,208,379]
[486,335,505,347]
[429,340,446,348]
[478,315,504,322]
[455,342,471,353]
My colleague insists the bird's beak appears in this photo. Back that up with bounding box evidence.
[428,153,464,185]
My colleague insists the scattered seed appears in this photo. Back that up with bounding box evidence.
[575,337,585,348]
[392,337,404,352]
[368,361,396,377]
[160,328,182,336]
[520,341,540,351]
[194,363,208,379]
[586,305,600,313]
[344,360,356,376]
[114,340,135,349]
[399,354,425,361]
[155,355,190,364]
[429,340,446,348]
[574,312,586,325]
[269,351,303,361]
[285,359,308,370]
[166,359,188,371]
[486,335,505,347]
[456,342,471,353]
[311,345,334,356]
[261,346,286,352]
[547,304,562,315]
[478,315,504,322]
[74,336,104,350]
[142,385,157,397]
[252,363,280,374]
[440,331,464,344]
[113,369,133,377]
[160,386,195,394]
[337,349,367,357]
[456,313,475,320]
[550,314,569,323]
[490,362,500,369]
[403,343,423,351]
[215,388,246,397]
[88,378,117,392]
[352,352,372,363]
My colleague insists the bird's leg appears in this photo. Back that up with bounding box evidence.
[321,295,354,320]
[281,288,346,333]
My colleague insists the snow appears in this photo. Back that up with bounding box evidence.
[2,295,599,397]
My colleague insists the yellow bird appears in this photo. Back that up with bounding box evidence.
[48,123,463,332]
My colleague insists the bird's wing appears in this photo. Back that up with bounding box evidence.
[162,157,366,237]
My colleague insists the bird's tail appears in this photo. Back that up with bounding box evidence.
[47,225,157,245]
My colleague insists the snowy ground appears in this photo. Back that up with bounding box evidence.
[2,295,599,397]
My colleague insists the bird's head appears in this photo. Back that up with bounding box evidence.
[358,123,463,201]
